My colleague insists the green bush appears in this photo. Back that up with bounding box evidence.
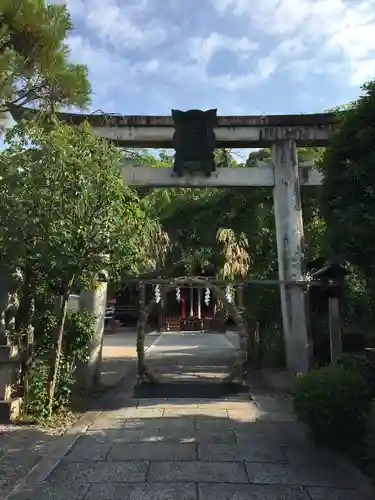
[293,365,372,456]
[364,400,375,480]
[63,310,96,363]
[26,309,95,419]
[339,352,375,396]
[26,359,50,420]
[339,352,370,376]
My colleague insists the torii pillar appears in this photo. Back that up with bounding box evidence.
[272,139,312,372]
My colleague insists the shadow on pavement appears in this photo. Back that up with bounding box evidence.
[12,395,375,500]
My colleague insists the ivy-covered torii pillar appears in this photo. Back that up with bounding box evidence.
[272,139,312,372]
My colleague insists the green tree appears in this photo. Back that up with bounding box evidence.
[0,120,143,411]
[320,81,375,288]
[0,0,90,113]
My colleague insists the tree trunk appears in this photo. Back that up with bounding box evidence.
[136,307,149,379]
[48,289,70,415]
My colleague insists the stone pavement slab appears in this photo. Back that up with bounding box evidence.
[3,335,374,500]
[23,391,371,500]
[163,407,229,418]
[47,461,148,483]
[198,442,286,463]
[64,435,112,461]
[147,460,249,483]
[106,442,197,461]
[245,462,366,489]
[0,426,60,500]
[84,483,197,500]
[198,484,310,500]
[234,421,307,444]
[144,332,239,382]
[306,487,374,499]
[0,328,142,500]
[3,483,90,500]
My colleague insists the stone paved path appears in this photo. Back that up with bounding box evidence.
[3,331,375,500]
[0,329,140,500]
[9,383,374,500]
[145,331,239,382]
[0,425,60,499]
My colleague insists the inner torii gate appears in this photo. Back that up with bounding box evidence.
[14,108,336,373]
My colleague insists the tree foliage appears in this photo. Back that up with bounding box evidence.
[0,0,91,113]
[0,119,165,412]
[321,81,375,289]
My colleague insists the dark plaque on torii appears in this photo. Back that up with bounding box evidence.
[171,109,217,177]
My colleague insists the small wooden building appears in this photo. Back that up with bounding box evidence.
[114,264,238,331]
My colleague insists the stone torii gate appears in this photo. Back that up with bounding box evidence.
[12,108,336,373]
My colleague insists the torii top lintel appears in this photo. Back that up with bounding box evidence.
[10,107,338,148]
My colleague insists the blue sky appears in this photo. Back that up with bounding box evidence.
[61,0,375,117]
[2,0,374,155]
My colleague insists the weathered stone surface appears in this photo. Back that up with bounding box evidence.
[306,487,374,500]
[119,407,165,418]
[194,429,237,443]
[226,407,262,422]
[104,427,196,443]
[91,425,237,444]
[148,461,248,483]
[107,442,196,461]
[252,395,280,412]
[84,483,197,500]
[163,407,228,418]
[87,417,128,430]
[198,484,310,500]
[271,422,307,440]
[47,461,148,483]
[0,425,58,499]
[195,417,239,431]
[124,417,195,432]
[5,483,89,500]
[252,394,293,413]
[3,334,373,500]
[284,445,348,466]
[64,436,111,461]
[74,432,111,444]
[198,442,286,463]
[235,421,306,445]
[136,398,172,407]
[245,462,365,489]
[257,411,296,422]
[197,400,249,410]
[88,412,168,430]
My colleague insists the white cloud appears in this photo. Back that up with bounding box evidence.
[64,1,271,94]
[189,32,258,65]
[349,58,375,86]
[65,0,167,49]
[59,0,375,115]
[211,0,375,86]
